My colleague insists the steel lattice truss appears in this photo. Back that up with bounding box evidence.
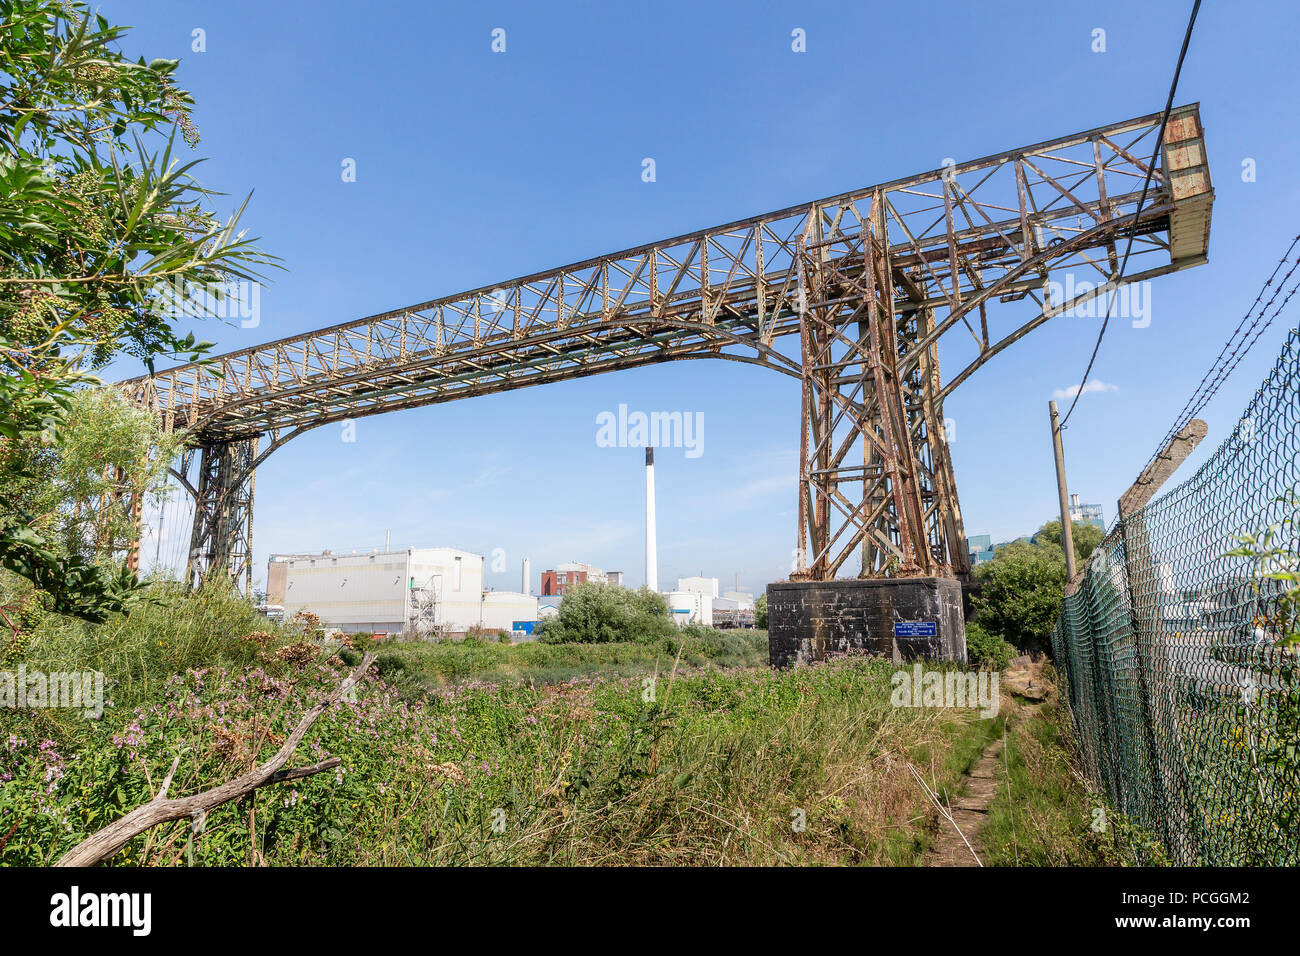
[121,105,1212,588]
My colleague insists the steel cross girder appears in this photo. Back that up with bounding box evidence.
[124,105,1212,585]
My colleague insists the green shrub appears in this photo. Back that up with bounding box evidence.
[964,622,1014,670]
[536,582,676,644]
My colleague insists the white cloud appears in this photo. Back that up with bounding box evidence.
[1052,380,1118,401]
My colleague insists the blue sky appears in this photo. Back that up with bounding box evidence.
[104,0,1300,596]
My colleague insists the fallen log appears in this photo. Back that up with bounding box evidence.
[55,651,376,867]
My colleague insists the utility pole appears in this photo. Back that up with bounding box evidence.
[1048,401,1076,579]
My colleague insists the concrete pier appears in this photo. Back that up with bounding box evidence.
[767,577,966,668]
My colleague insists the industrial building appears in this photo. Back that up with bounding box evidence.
[540,562,622,595]
[711,588,756,627]
[676,576,719,597]
[665,575,718,626]
[665,577,759,627]
[966,534,994,566]
[666,589,712,626]
[1068,494,1106,530]
[267,548,537,637]
[721,589,755,609]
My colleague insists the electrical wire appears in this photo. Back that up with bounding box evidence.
[1058,0,1202,428]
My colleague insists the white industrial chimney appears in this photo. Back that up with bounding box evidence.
[522,557,531,595]
[645,447,658,592]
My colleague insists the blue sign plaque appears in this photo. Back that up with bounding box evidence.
[893,621,938,638]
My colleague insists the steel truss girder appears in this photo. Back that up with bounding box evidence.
[122,105,1211,584]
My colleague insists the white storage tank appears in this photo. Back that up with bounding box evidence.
[666,590,712,627]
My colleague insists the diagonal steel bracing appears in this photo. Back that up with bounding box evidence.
[122,105,1212,588]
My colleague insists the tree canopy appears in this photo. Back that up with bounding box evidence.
[972,519,1105,651]
[1034,518,1104,566]
[1,0,273,620]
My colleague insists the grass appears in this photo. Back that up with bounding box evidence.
[371,627,768,691]
[280,654,1004,866]
[3,575,301,749]
[980,665,1159,866]
[2,616,1005,865]
[0,581,1034,866]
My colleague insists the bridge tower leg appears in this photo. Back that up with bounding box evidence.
[774,192,969,666]
[185,437,258,593]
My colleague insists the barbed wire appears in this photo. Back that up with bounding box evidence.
[1136,235,1300,476]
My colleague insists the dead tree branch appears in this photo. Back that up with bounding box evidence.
[55,652,375,867]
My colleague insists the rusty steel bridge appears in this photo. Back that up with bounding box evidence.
[122,104,1213,592]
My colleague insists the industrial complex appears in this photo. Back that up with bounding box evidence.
[267,547,537,637]
[265,448,755,636]
[265,550,755,637]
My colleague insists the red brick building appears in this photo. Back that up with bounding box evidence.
[540,568,586,595]
[540,562,614,596]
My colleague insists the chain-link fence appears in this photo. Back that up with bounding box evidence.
[1052,328,1300,865]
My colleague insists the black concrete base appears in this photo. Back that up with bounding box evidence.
[767,577,966,668]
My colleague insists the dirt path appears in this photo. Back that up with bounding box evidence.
[924,730,1006,866]
[922,656,1046,866]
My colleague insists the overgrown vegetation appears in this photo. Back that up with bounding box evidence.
[374,626,767,692]
[1187,494,1300,863]
[0,0,272,620]
[973,519,1101,652]
[982,668,1164,866]
[2,584,1005,865]
[2,574,300,741]
[963,622,1015,671]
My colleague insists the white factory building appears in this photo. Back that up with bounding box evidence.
[662,578,755,627]
[666,575,718,627]
[268,548,537,637]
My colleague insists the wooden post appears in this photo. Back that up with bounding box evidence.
[1048,401,1077,579]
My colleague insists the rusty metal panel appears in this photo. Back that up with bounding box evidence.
[1163,105,1213,262]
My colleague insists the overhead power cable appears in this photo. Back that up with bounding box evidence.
[1059,0,1202,428]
